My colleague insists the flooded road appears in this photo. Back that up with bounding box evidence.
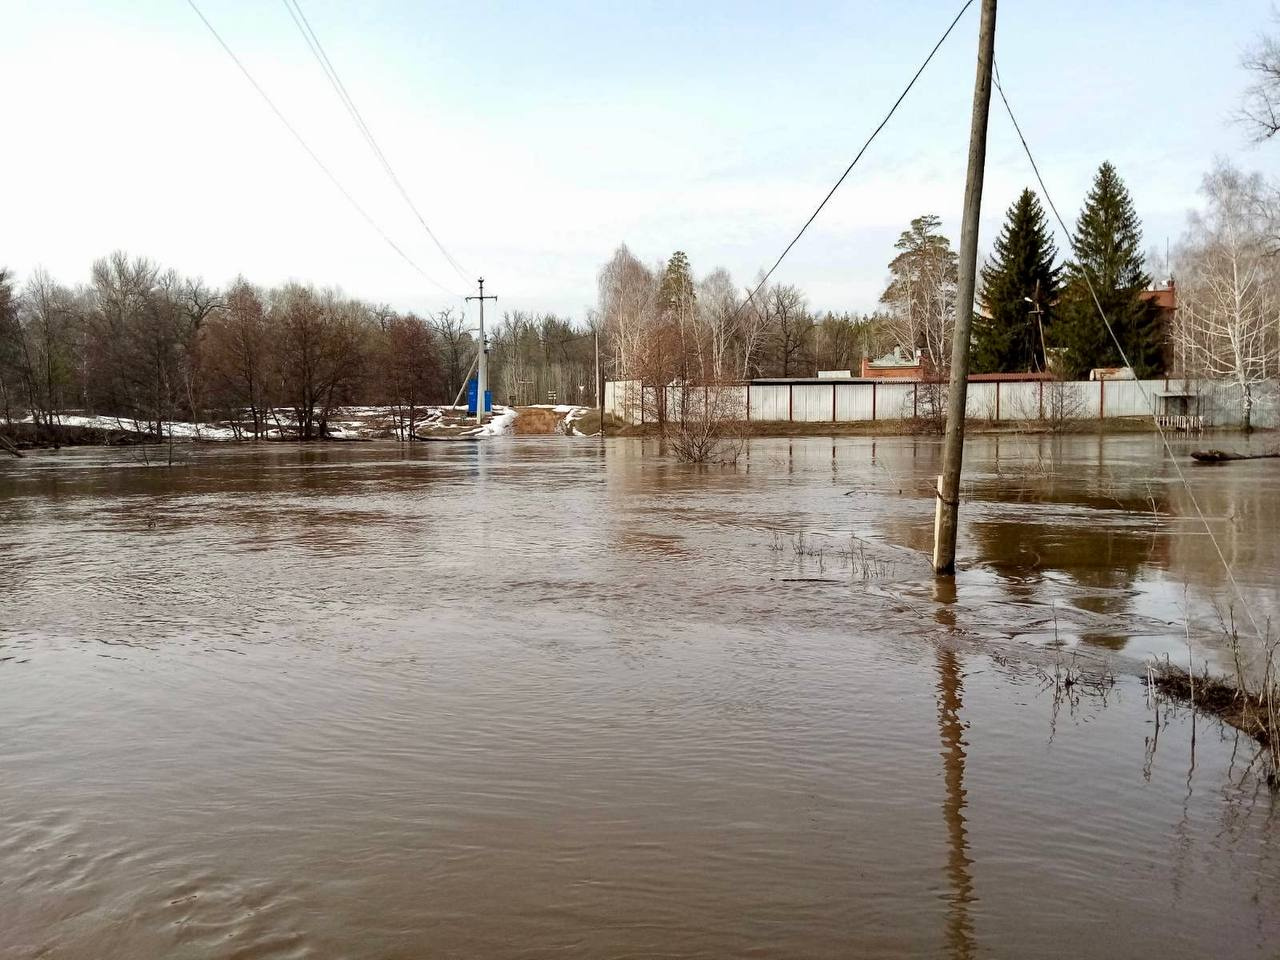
[2,434,1278,959]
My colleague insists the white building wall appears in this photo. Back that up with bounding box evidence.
[604,379,1277,427]
[836,382,876,421]
[750,385,790,422]
[793,384,834,422]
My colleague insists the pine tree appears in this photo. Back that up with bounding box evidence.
[658,251,695,318]
[879,215,958,370]
[1052,162,1164,378]
[658,251,696,378]
[973,189,1060,373]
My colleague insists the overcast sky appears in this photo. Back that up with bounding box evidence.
[2,1,1275,321]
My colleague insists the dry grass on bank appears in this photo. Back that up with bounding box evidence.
[1149,644,1280,784]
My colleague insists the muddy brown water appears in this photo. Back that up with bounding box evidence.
[2,433,1279,959]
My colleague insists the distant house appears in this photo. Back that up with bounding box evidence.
[1089,366,1136,381]
[1142,277,1177,318]
[860,348,935,380]
[1144,278,1178,371]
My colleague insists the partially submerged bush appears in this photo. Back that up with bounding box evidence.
[661,383,748,463]
[1148,628,1280,785]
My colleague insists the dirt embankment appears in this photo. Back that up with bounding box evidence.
[511,407,569,435]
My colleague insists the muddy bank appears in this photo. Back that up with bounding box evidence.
[3,421,159,449]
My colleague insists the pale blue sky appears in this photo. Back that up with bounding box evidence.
[2,1,1275,319]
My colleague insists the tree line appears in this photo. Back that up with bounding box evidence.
[601,156,1280,422]
[5,155,1275,441]
[0,253,599,438]
[597,10,1280,401]
[595,246,895,387]
[4,12,1278,441]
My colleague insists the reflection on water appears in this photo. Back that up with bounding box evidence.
[937,648,975,960]
[1,435,1279,958]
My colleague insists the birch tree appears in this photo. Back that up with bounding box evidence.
[695,268,739,381]
[1175,162,1278,430]
[1242,16,1280,141]
[597,245,656,379]
[739,272,772,380]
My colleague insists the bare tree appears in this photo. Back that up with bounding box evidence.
[431,307,472,403]
[205,278,270,437]
[597,244,657,379]
[88,251,160,422]
[1174,162,1278,430]
[1242,17,1280,141]
[739,272,772,380]
[695,268,739,381]
[765,284,813,377]
[382,312,441,437]
[13,269,77,429]
[273,285,363,440]
[663,382,748,463]
[0,268,20,425]
[813,310,890,372]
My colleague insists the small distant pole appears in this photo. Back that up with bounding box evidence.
[933,0,997,576]
[594,328,604,437]
[1026,280,1047,371]
[465,278,498,425]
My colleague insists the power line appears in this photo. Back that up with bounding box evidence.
[731,0,976,323]
[991,61,1267,645]
[280,0,472,285]
[184,0,461,299]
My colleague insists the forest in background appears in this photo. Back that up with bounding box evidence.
[3,155,1277,439]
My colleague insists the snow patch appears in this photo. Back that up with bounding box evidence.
[471,406,518,437]
[21,413,237,440]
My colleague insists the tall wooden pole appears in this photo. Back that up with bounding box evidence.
[933,0,997,576]
[594,328,604,438]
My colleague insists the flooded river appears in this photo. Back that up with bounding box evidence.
[2,434,1278,959]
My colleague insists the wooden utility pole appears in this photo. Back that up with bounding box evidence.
[594,328,604,438]
[465,278,498,425]
[933,0,997,576]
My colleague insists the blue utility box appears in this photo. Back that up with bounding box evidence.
[466,379,493,415]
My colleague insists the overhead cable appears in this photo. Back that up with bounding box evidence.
[281,0,473,285]
[185,0,461,298]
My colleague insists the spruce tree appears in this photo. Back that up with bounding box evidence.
[1052,162,1163,378]
[973,189,1060,373]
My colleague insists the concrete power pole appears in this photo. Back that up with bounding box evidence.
[465,278,498,426]
[933,0,997,576]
